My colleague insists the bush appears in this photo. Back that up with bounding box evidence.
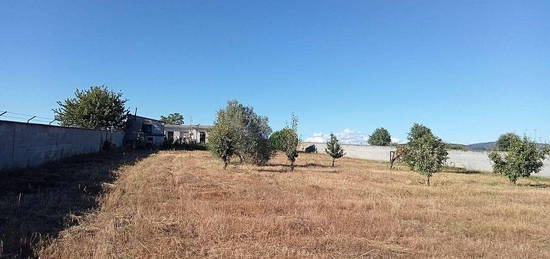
[276,114,300,171]
[489,136,550,184]
[368,128,391,146]
[304,145,317,153]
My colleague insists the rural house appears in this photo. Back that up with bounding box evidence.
[124,115,165,147]
[164,124,212,144]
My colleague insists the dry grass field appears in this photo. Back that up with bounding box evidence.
[38,150,550,258]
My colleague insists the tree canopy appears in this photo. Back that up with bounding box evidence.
[160,113,184,125]
[495,133,521,151]
[53,86,128,129]
[368,127,391,146]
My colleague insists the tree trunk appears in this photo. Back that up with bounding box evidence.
[426,176,430,186]
[290,160,295,171]
[223,161,228,170]
[332,158,335,167]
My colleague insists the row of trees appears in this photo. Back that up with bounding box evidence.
[52,87,548,185]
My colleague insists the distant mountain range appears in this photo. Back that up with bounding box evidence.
[464,142,550,151]
[466,142,496,151]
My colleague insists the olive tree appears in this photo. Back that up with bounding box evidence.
[489,136,550,184]
[53,86,128,129]
[208,116,236,169]
[209,101,274,168]
[402,124,448,186]
[325,134,345,167]
[368,127,391,146]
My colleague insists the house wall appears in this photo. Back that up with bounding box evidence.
[0,120,124,171]
[300,142,550,177]
[124,115,165,147]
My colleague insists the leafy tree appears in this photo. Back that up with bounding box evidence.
[208,113,236,169]
[281,114,300,171]
[407,123,432,143]
[325,134,345,167]
[53,86,128,129]
[160,113,184,125]
[495,133,520,151]
[368,127,391,146]
[489,136,550,184]
[402,125,448,186]
[209,100,274,168]
[269,128,293,151]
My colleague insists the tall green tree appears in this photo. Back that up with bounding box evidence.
[489,136,549,184]
[402,125,448,186]
[368,127,391,146]
[495,133,521,151]
[53,86,128,129]
[325,134,345,167]
[160,113,184,125]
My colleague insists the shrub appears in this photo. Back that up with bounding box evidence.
[304,145,317,153]
[208,116,236,169]
[325,134,345,167]
[368,128,391,146]
[489,136,550,184]
[402,124,448,186]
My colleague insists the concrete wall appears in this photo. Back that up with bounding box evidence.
[0,120,124,171]
[301,142,550,177]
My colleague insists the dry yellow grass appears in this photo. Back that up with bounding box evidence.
[41,150,550,258]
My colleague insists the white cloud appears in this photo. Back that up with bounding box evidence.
[305,128,369,145]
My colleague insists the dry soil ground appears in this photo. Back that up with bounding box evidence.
[31,150,550,258]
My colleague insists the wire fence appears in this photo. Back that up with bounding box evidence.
[0,110,60,125]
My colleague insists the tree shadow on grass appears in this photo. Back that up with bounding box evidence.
[0,150,154,258]
[265,162,332,168]
[517,183,550,188]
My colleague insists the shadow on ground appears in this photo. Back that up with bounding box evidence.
[0,150,154,258]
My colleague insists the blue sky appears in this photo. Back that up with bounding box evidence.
[1,0,549,144]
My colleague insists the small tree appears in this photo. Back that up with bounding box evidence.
[282,114,300,171]
[209,100,274,168]
[53,86,128,129]
[489,136,549,184]
[209,110,237,169]
[269,129,293,151]
[368,128,391,146]
[160,113,184,125]
[402,125,448,186]
[495,133,520,151]
[325,134,345,167]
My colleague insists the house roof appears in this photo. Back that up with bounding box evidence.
[165,124,213,130]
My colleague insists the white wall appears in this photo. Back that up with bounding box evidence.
[301,142,550,177]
